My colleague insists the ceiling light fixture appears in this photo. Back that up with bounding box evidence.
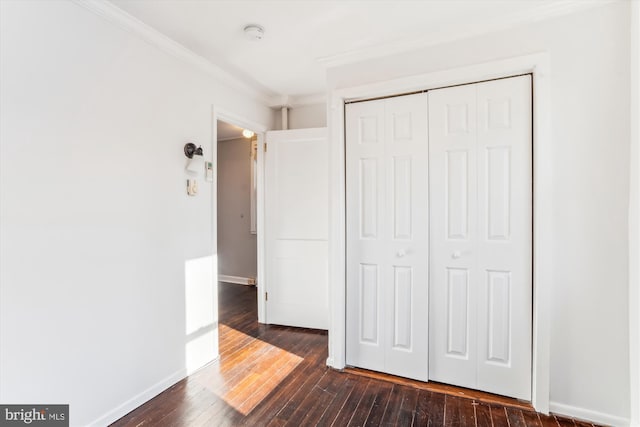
[243,24,264,41]
[242,129,255,139]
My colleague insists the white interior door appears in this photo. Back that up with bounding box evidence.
[264,128,329,330]
[345,93,429,381]
[428,75,532,400]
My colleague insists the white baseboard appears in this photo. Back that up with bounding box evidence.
[219,274,256,286]
[549,401,630,427]
[88,368,186,427]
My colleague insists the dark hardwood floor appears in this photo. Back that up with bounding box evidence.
[112,283,600,427]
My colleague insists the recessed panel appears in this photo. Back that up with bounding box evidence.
[360,158,378,239]
[360,264,378,344]
[446,268,469,357]
[446,104,469,135]
[393,266,413,350]
[393,156,412,240]
[359,116,379,144]
[487,147,511,240]
[487,270,511,364]
[487,98,511,130]
[393,112,412,141]
[446,150,468,240]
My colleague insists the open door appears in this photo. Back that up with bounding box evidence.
[264,128,329,329]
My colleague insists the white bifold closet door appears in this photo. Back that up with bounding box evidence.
[428,75,532,400]
[345,93,429,381]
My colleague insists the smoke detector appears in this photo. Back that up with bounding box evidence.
[244,24,265,41]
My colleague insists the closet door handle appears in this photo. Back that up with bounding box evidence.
[451,251,462,259]
[396,249,407,258]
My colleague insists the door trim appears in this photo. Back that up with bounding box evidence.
[630,3,640,425]
[213,107,268,324]
[327,52,552,413]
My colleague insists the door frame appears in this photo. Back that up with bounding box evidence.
[213,106,268,324]
[327,52,552,413]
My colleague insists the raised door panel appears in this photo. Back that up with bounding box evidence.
[346,100,385,371]
[346,93,429,382]
[360,158,379,239]
[383,94,429,381]
[428,84,478,388]
[360,263,379,344]
[476,76,532,400]
[429,76,532,400]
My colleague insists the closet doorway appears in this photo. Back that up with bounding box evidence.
[345,75,532,400]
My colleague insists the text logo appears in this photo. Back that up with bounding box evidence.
[0,405,68,426]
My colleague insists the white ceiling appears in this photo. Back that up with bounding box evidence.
[108,0,612,104]
[217,120,247,141]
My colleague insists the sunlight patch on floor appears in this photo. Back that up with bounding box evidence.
[202,324,303,415]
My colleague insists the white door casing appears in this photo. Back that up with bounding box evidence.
[264,128,329,330]
[329,54,551,412]
[428,76,532,400]
[345,93,429,381]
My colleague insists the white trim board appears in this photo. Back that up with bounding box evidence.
[327,52,552,413]
[88,368,186,427]
[218,275,256,286]
[630,1,640,426]
[550,402,630,427]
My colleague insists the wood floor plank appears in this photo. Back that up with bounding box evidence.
[396,386,420,426]
[413,389,445,426]
[267,366,329,426]
[506,407,528,427]
[293,370,350,426]
[329,378,370,427]
[555,416,577,427]
[474,402,493,427]
[379,384,403,425]
[537,412,560,427]
[362,380,394,426]
[315,373,359,426]
[522,409,544,427]
[111,283,605,427]
[444,395,476,427]
[347,380,384,426]
[491,406,510,427]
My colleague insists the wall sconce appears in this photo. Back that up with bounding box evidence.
[184,142,204,174]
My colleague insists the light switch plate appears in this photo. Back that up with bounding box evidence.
[187,179,198,196]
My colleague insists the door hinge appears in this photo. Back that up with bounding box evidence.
[264,143,267,152]
[265,292,268,301]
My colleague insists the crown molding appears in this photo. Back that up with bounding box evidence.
[268,93,327,108]
[290,93,326,108]
[317,0,618,68]
[72,0,274,106]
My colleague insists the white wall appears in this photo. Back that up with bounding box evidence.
[630,3,640,426]
[217,137,257,278]
[0,1,273,426]
[328,2,631,424]
[274,103,327,130]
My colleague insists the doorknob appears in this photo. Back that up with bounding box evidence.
[396,249,407,257]
[451,251,462,259]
